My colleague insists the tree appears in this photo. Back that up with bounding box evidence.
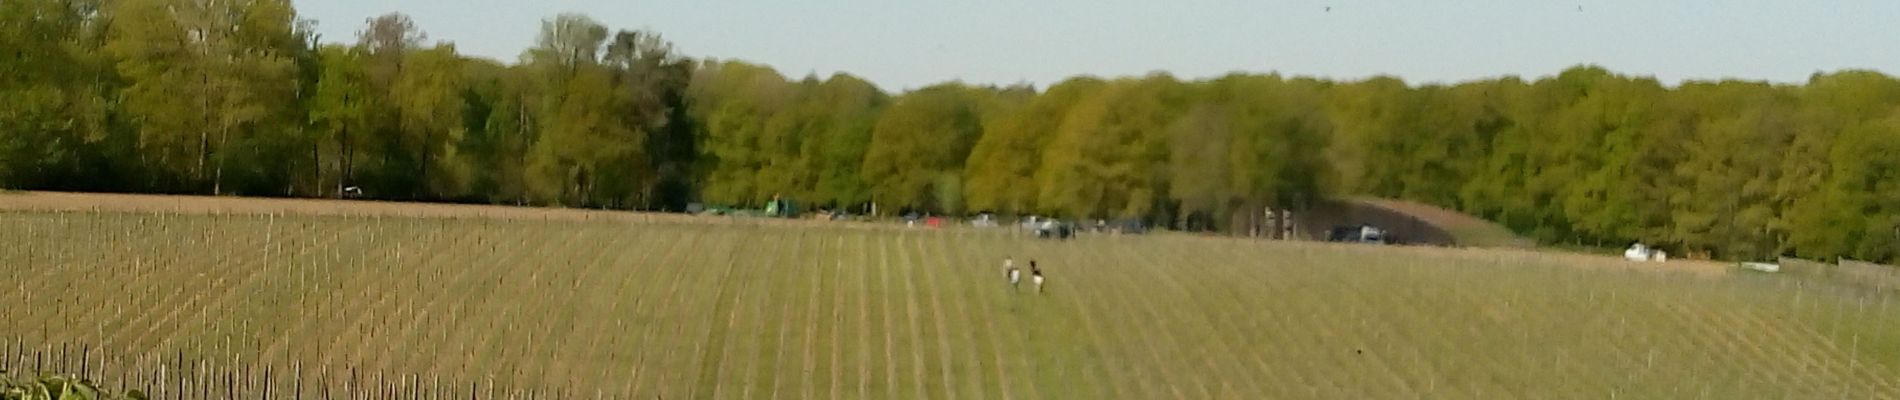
[459,60,536,204]
[526,13,608,73]
[1165,101,1233,230]
[1784,71,1900,261]
[344,13,427,195]
[1324,76,1414,197]
[105,0,303,194]
[309,45,376,195]
[1036,76,1181,219]
[605,29,695,209]
[1666,82,1793,259]
[799,74,887,210]
[389,44,467,198]
[358,13,424,89]
[0,0,116,191]
[862,84,988,214]
[689,61,797,206]
[965,78,1102,215]
[1227,77,1333,223]
[1552,73,1668,249]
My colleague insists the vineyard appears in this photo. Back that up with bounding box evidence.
[4,198,1900,398]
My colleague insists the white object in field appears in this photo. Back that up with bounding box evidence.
[1624,243,1666,262]
[972,213,999,228]
[1008,269,1020,285]
[1624,244,1649,261]
[1033,275,1044,293]
[1740,262,1780,273]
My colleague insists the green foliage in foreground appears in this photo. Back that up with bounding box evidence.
[0,374,144,400]
[7,0,1900,262]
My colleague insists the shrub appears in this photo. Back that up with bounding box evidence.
[0,373,145,400]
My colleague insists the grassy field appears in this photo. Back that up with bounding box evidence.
[3,195,1900,398]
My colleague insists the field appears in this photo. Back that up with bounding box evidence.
[3,193,1900,398]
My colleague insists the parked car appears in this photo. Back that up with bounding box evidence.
[1036,219,1075,240]
[1020,216,1043,231]
[1109,218,1148,235]
[1327,225,1389,244]
[1624,243,1668,262]
[971,213,999,228]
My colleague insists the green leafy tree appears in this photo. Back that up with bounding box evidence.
[0,0,115,190]
[799,74,887,210]
[862,84,988,214]
[390,44,467,198]
[604,29,696,209]
[530,65,639,206]
[965,78,1102,215]
[1165,99,1233,230]
[1784,71,1900,261]
[308,45,376,195]
[348,12,426,195]
[1037,76,1181,219]
[459,60,536,204]
[106,0,302,194]
[1665,82,1795,259]
[1552,74,1668,248]
[687,61,796,206]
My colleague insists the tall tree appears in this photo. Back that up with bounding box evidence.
[390,44,466,198]
[1164,100,1232,230]
[308,45,375,195]
[106,0,302,194]
[0,0,117,190]
[459,60,535,204]
[1784,71,1900,261]
[358,13,424,89]
[1666,82,1793,259]
[1227,77,1333,222]
[605,29,694,209]
[965,78,1102,215]
[797,74,886,210]
[861,83,988,214]
[689,61,796,206]
[1037,76,1181,219]
[526,13,608,73]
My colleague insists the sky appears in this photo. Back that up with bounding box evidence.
[298,0,1900,92]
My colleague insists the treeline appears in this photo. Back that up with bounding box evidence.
[5,0,1900,262]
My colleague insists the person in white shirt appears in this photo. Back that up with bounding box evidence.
[1031,262,1045,295]
[1005,257,1020,292]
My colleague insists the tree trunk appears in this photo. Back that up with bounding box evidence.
[213,124,229,195]
[417,129,432,200]
[310,139,322,197]
[197,125,211,193]
[198,74,211,192]
[340,128,354,194]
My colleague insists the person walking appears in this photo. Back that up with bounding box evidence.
[1005,257,1021,292]
[1031,262,1045,295]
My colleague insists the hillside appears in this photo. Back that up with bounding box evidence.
[1313,197,1535,248]
[1,198,1897,398]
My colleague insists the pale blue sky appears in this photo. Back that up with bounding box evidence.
[299,0,1898,92]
